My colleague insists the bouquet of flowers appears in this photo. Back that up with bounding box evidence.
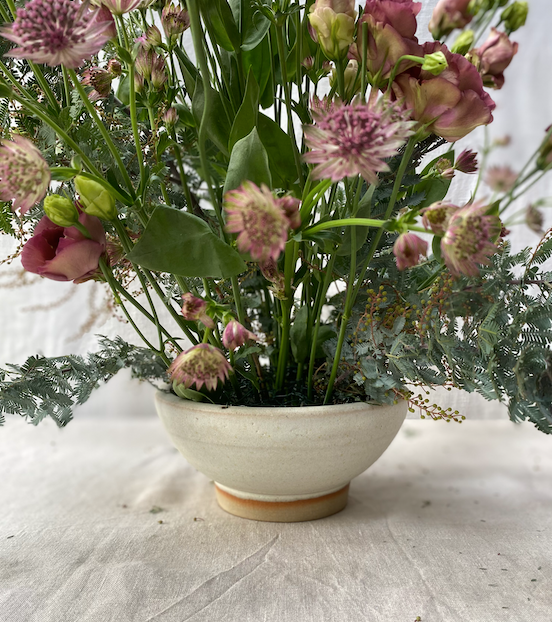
[0,0,550,432]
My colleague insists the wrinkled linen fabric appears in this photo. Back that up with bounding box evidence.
[2,418,551,622]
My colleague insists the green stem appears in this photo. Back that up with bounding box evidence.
[67,68,135,195]
[146,103,171,205]
[9,91,101,176]
[305,217,386,236]
[61,66,71,109]
[171,136,194,211]
[28,61,60,112]
[275,240,298,390]
[117,15,146,188]
[307,250,337,400]
[274,24,304,187]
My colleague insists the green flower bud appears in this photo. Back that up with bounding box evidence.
[43,195,79,227]
[422,51,448,76]
[74,176,117,220]
[501,1,528,34]
[451,30,475,55]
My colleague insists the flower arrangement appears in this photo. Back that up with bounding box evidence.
[0,0,551,433]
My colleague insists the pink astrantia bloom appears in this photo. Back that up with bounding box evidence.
[222,320,258,351]
[421,201,458,236]
[303,97,416,184]
[81,67,113,100]
[224,182,291,263]
[393,232,428,270]
[1,0,112,69]
[278,195,302,230]
[0,136,50,214]
[484,165,518,193]
[21,211,106,283]
[168,344,232,392]
[181,293,214,329]
[162,2,190,39]
[441,201,502,277]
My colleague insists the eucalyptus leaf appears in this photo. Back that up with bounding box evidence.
[127,206,246,278]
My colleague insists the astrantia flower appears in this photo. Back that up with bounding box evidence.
[393,232,428,270]
[421,201,458,236]
[222,320,258,351]
[181,293,214,329]
[0,136,50,214]
[224,182,291,263]
[455,149,478,174]
[303,98,415,184]
[1,0,112,69]
[484,165,518,193]
[81,67,113,100]
[441,201,502,277]
[168,344,232,392]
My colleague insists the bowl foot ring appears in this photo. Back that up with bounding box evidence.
[214,483,350,522]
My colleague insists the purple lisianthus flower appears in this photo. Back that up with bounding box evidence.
[21,211,106,283]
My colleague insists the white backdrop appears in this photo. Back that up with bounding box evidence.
[1,0,551,423]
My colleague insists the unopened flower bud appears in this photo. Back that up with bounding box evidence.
[162,2,190,40]
[455,149,478,173]
[222,319,258,350]
[501,1,528,34]
[430,0,473,40]
[393,233,428,271]
[74,175,117,220]
[536,125,552,170]
[308,0,357,61]
[145,25,163,48]
[150,54,167,90]
[330,59,361,97]
[450,29,475,55]
[107,59,122,77]
[181,293,214,328]
[135,48,154,80]
[278,195,302,230]
[525,204,544,234]
[163,106,178,128]
[302,56,315,70]
[43,195,79,227]
[422,51,448,75]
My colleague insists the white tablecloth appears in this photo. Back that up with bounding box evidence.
[2,417,551,622]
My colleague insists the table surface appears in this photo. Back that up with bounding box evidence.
[2,417,551,622]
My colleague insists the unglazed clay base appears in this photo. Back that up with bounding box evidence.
[215,483,350,522]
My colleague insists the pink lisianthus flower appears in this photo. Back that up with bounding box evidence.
[441,201,502,277]
[1,0,112,69]
[168,344,232,392]
[393,232,428,270]
[21,211,106,283]
[308,0,357,61]
[303,97,416,184]
[224,182,291,264]
[391,42,496,142]
[349,0,422,80]
[222,320,258,351]
[181,293,215,329]
[429,0,473,40]
[468,28,518,90]
[0,135,50,214]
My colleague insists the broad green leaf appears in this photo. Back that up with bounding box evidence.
[411,150,455,209]
[50,167,79,181]
[127,206,246,278]
[229,0,271,51]
[228,68,260,152]
[257,113,298,189]
[290,306,336,363]
[192,79,232,157]
[202,0,241,52]
[223,127,272,194]
[242,36,273,109]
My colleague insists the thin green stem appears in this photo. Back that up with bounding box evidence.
[274,24,304,187]
[61,66,71,108]
[305,217,386,236]
[275,240,298,391]
[67,68,135,195]
[171,137,194,211]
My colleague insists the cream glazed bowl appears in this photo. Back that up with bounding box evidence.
[155,391,407,522]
